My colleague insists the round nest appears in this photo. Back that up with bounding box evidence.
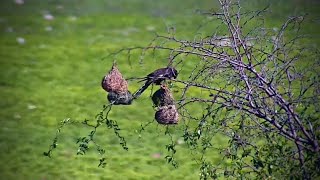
[152,84,174,107]
[155,105,179,125]
[102,64,128,93]
[107,91,133,105]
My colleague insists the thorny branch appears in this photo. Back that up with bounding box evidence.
[109,0,319,178]
[45,0,319,178]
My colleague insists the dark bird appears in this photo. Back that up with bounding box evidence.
[133,67,178,98]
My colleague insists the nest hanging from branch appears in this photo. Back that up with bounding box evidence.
[152,84,174,107]
[152,84,179,124]
[101,63,133,105]
[101,63,128,94]
[155,105,179,125]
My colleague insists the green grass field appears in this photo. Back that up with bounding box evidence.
[0,0,319,179]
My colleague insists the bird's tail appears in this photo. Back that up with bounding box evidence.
[133,80,152,99]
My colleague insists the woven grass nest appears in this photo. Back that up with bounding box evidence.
[102,63,133,105]
[101,63,128,93]
[152,84,174,107]
[155,105,179,125]
[153,84,179,125]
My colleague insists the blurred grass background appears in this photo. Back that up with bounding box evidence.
[0,0,319,179]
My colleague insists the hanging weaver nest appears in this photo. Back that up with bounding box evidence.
[107,91,133,105]
[155,105,179,125]
[101,63,128,93]
[152,84,174,107]
[102,63,133,105]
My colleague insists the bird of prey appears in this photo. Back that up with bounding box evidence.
[133,67,178,98]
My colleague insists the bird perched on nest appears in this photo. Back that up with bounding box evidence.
[133,67,178,98]
[152,84,174,107]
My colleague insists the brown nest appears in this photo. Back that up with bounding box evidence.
[152,84,174,107]
[107,91,133,105]
[155,105,179,125]
[101,63,128,93]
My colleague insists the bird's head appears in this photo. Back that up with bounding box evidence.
[168,67,178,79]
